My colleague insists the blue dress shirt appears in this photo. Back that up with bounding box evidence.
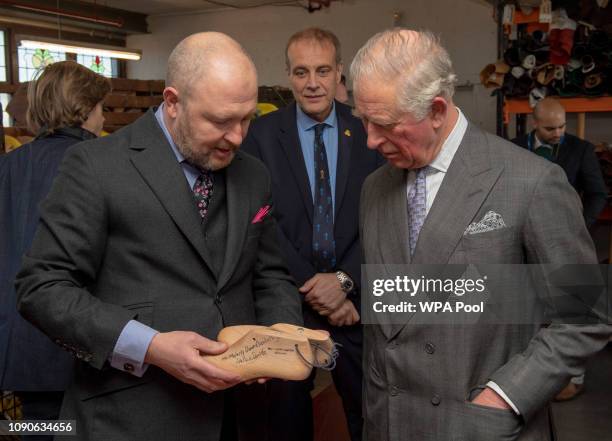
[296,102,339,214]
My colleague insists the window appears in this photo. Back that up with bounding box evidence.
[77,54,119,78]
[0,93,10,127]
[18,47,66,82]
[0,30,6,82]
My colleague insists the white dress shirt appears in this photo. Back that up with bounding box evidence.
[405,107,467,214]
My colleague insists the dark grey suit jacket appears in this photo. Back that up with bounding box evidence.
[512,132,607,227]
[16,110,302,441]
[359,123,611,441]
[242,101,384,312]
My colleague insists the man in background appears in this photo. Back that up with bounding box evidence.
[242,27,382,441]
[512,97,608,401]
[512,97,607,228]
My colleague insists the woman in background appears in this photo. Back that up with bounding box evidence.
[0,61,110,440]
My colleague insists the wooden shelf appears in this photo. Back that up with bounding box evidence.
[504,97,612,139]
[513,8,540,24]
[509,8,548,35]
[505,97,612,116]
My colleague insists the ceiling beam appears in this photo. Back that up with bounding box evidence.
[0,0,148,34]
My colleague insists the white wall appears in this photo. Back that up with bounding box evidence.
[127,0,498,132]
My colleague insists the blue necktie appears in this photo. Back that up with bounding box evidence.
[312,124,336,272]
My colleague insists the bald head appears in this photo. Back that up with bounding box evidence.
[161,32,258,172]
[166,32,257,97]
[532,98,566,145]
[533,97,565,121]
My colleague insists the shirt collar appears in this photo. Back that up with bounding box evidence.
[154,103,205,182]
[428,107,468,174]
[296,100,337,132]
[533,132,544,148]
[155,103,186,164]
[533,132,564,149]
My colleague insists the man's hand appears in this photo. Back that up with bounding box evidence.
[300,273,346,315]
[144,331,242,393]
[471,387,512,410]
[327,299,360,327]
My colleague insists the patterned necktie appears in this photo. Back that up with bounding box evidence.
[193,170,214,219]
[312,123,336,272]
[408,166,432,256]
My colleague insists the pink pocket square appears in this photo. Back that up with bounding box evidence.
[251,205,271,224]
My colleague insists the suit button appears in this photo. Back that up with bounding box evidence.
[389,386,400,396]
[123,363,135,372]
[431,395,441,406]
[425,342,435,354]
[215,295,222,305]
[388,341,398,350]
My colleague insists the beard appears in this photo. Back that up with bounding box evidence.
[174,114,236,171]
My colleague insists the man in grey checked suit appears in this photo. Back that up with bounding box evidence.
[351,28,611,441]
[16,32,302,441]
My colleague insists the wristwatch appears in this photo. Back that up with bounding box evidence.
[336,271,354,293]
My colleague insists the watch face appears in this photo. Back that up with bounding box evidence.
[337,272,353,292]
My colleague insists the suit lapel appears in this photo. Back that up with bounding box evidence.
[334,109,353,220]
[555,138,571,168]
[412,124,503,264]
[388,124,504,340]
[379,165,412,265]
[128,110,217,279]
[376,165,411,339]
[278,104,314,225]
[217,153,250,292]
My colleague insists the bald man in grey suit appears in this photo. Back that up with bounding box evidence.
[16,33,302,441]
[351,29,611,441]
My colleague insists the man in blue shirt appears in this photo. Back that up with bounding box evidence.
[16,32,302,441]
[242,27,383,441]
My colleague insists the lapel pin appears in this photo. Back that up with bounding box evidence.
[344,129,351,137]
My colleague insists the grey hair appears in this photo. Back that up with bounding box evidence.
[350,28,457,120]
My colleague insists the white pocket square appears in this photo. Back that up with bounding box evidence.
[464,211,507,236]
